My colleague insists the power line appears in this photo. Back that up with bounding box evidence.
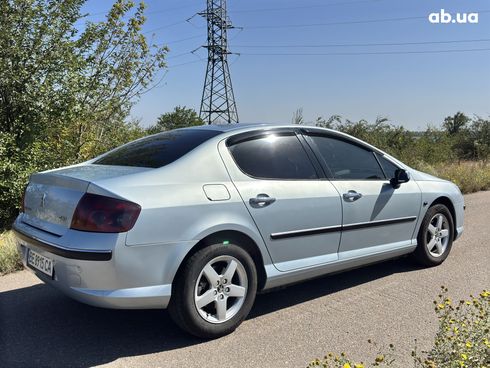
[231,38,490,49]
[81,1,200,19]
[143,20,188,35]
[168,59,205,69]
[166,51,196,60]
[140,2,202,16]
[237,48,490,56]
[229,0,386,14]
[244,10,490,29]
[161,38,490,66]
[163,35,203,46]
[246,15,424,29]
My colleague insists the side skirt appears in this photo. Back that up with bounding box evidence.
[263,242,416,291]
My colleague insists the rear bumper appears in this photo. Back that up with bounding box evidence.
[13,226,112,261]
[12,219,176,309]
[32,269,172,309]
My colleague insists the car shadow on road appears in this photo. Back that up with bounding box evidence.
[0,257,422,368]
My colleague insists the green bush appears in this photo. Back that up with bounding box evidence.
[307,288,490,368]
[0,133,45,229]
[0,231,23,275]
[415,162,490,194]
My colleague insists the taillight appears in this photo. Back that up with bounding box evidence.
[71,193,141,233]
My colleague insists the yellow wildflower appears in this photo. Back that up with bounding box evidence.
[354,364,364,368]
[461,353,468,360]
[465,341,472,348]
[343,364,351,368]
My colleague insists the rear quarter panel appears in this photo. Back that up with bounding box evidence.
[91,140,273,265]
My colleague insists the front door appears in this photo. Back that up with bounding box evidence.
[304,132,421,259]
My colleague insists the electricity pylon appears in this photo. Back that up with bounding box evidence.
[199,0,239,124]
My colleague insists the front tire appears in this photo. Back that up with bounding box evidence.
[413,204,454,267]
[169,243,257,338]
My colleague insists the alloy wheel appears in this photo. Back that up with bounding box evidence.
[194,255,248,324]
[426,213,450,257]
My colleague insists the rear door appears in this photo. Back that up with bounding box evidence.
[220,129,342,272]
[304,131,421,259]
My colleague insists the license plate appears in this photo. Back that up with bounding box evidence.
[27,249,53,277]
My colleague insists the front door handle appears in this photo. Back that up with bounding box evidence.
[249,194,276,208]
[343,190,363,202]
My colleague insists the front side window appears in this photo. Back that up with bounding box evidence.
[94,129,221,168]
[375,153,400,179]
[308,135,384,180]
[228,133,318,180]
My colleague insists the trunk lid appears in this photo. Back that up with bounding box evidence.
[22,164,149,236]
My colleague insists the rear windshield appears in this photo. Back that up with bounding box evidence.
[94,129,221,168]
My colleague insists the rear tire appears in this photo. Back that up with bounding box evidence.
[169,243,257,338]
[413,204,454,267]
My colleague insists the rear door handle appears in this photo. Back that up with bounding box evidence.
[249,194,276,208]
[343,190,363,202]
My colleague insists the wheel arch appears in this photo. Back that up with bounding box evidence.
[173,230,267,292]
[429,196,457,235]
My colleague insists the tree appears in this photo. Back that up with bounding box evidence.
[148,106,204,133]
[0,0,167,228]
[315,115,342,129]
[291,108,304,125]
[470,117,490,162]
[443,112,469,135]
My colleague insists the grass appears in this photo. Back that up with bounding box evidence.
[414,161,490,194]
[0,230,23,275]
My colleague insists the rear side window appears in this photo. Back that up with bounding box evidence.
[228,134,318,180]
[309,135,384,180]
[375,152,399,179]
[94,129,221,168]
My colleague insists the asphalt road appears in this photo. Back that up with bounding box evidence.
[1,191,489,368]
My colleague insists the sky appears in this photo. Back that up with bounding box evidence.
[81,0,490,130]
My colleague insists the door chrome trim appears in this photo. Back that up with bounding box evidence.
[342,216,417,231]
[270,216,417,240]
[270,224,341,240]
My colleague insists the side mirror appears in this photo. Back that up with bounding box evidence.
[390,169,410,188]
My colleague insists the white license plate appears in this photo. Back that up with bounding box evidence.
[27,249,53,277]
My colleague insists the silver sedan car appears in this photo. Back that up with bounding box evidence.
[13,124,464,338]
